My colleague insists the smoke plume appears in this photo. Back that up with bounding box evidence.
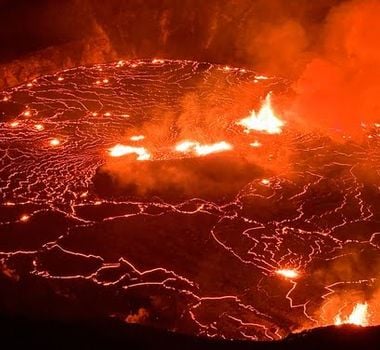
[287,0,380,134]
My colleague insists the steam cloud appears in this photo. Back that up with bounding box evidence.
[152,0,380,134]
[97,73,289,200]
[220,0,380,134]
[287,0,380,134]
[96,154,267,202]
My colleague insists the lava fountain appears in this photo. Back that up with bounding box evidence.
[237,93,284,134]
[335,303,369,327]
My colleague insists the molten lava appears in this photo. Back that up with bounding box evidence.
[275,269,300,279]
[10,121,19,127]
[108,144,151,160]
[34,124,44,131]
[130,135,145,141]
[175,140,232,156]
[334,303,369,327]
[19,214,30,222]
[250,140,262,148]
[49,138,61,147]
[237,93,284,134]
[2,58,380,342]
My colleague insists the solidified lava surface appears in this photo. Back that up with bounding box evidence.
[0,59,380,340]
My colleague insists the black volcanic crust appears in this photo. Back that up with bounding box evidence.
[1,314,379,350]
[94,154,265,202]
[1,273,379,350]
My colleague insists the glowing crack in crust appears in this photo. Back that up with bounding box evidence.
[108,144,151,160]
[175,140,233,156]
[0,59,379,340]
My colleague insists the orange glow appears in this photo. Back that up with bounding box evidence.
[237,93,284,134]
[130,135,145,141]
[23,110,31,117]
[175,140,233,156]
[175,140,198,153]
[50,138,61,146]
[275,269,299,279]
[108,144,151,160]
[34,124,44,131]
[57,77,64,81]
[261,178,270,185]
[250,140,262,148]
[334,303,369,327]
[20,214,30,222]
[10,121,19,127]
[255,75,269,80]
[195,142,232,156]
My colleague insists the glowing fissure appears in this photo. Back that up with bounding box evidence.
[175,140,233,156]
[108,144,151,160]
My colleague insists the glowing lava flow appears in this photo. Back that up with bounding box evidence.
[108,144,151,160]
[275,269,300,279]
[49,138,61,146]
[175,140,232,156]
[34,124,44,131]
[1,59,380,342]
[237,93,284,134]
[250,140,262,148]
[334,303,369,326]
[130,135,145,141]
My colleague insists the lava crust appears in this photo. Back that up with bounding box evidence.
[94,153,265,202]
[0,59,380,341]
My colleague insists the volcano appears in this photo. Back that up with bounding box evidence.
[0,59,380,344]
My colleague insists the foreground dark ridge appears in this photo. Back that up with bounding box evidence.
[2,314,380,350]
